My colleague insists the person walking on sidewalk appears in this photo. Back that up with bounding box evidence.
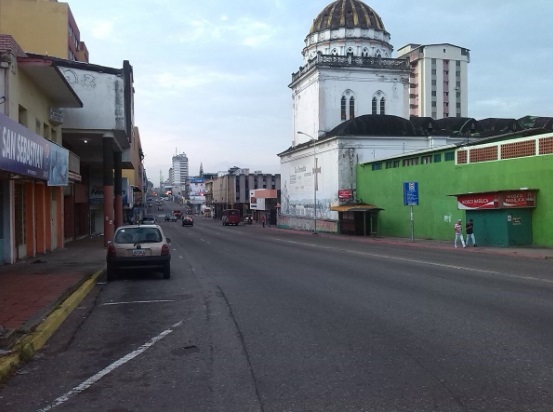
[454,219,466,248]
[466,218,477,247]
[261,215,266,228]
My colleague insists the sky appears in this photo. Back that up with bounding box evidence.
[68,0,553,187]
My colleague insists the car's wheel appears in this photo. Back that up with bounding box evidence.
[162,264,171,279]
[106,264,117,282]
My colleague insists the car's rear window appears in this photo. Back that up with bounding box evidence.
[115,228,162,243]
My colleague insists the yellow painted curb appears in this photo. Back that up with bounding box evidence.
[0,269,104,383]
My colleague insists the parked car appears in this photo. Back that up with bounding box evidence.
[106,225,171,281]
[141,215,157,224]
[182,215,194,227]
[165,213,177,222]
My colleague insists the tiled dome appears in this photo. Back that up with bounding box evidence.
[309,0,386,34]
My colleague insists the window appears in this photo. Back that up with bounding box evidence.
[362,48,369,57]
[372,97,377,114]
[341,96,346,120]
[380,97,385,115]
[421,155,432,164]
[393,160,400,168]
[371,163,382,171]
[349,97,355,119]
[444,151,455,161]
[433,153,442,163]
[403,158,419,166]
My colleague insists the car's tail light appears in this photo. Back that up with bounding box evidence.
[107,244,117,257]
[161,244,170,256]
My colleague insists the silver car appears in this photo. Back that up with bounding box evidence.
[106,225,171,281]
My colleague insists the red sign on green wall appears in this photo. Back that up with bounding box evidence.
[457,190,537,210]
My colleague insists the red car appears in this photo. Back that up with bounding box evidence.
[172,210,182,219]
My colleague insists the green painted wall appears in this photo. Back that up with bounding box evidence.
[357,144,553,247]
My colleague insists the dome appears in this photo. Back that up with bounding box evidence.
[309,0,386,35]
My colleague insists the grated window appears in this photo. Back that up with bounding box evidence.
[539,136,553,155]
[457,150,467,164]
[469,146,498,163]
[501,140,536,159]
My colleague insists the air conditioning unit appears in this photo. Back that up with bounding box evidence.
[49,107,64,125]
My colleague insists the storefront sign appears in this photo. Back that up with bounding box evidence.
[502,191,535,208]
[457,193,500,210]
[338,189,353,199]
[457,190,537,210]
[0,113,50,179]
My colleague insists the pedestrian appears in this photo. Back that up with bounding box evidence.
[454,219,466,248]
[261,215,266,228]
[466,218,477,247]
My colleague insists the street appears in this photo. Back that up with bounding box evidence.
[1,215,553,411]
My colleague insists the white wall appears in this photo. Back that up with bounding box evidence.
[59,67,126,131]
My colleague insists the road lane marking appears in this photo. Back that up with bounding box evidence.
[37,320,185,411]
[99,299,174,307]
[273,238,553,285]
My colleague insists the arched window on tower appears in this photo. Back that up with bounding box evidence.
[362,48,369,58]
[380,97,386,115]
[347,47,354,57]
[331,48,338,56]
[372,97,377,115]
[349,96,355,119]
[341,96,347,120]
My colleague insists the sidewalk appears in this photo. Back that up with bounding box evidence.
[0,230,552,383]
[0,235,106,382]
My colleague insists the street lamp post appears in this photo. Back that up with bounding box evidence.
[297,131,318,234]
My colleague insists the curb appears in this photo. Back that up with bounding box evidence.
[0,268,104,383]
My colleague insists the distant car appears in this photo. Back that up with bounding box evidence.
[165,213,177,222]
[106,224,171,281]
[141,215,157,225]
[182,215,194,227]
[172,210,183,219]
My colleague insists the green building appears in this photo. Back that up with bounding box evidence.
[355,130,553,247]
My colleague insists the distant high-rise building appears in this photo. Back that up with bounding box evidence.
[397,43,470,119]
[172,153,189,186]
[0,0,89,62]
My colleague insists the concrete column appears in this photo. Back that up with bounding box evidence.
[103,137,114,246]
[114,151,123,228]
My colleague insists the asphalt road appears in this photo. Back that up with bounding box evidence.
[1,215,553,411]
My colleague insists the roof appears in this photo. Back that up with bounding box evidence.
[326,114,423,138]
[309,0,387,35]
[17,57,83,108]
[330,204,383,212]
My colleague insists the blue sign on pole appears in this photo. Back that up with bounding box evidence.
[403,181,419,206]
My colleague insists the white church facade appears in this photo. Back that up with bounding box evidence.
[278,0,470,234]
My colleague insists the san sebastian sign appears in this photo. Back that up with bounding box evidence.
[455,189,537,210]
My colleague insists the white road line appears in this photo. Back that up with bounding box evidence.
[100,299,174,307]
[37,320,184,412]
[273,238,553,284]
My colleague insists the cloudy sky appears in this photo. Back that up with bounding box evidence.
[68,0,553,186]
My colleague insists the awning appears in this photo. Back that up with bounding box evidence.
[131,185,142,192]
[330,204,384,212]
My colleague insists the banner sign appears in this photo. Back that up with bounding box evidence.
[47,142,69,186]
[457,190,536,210]
[0,113,50,180]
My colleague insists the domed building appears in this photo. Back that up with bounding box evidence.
[290,0,410,146]
[279,1,469,235]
